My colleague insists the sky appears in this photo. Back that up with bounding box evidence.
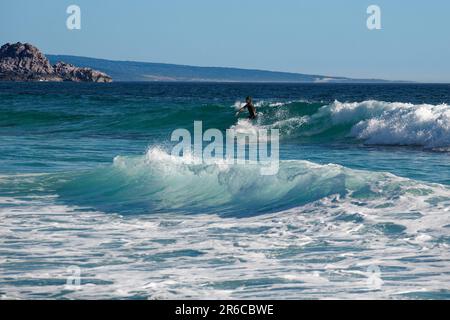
[1,0,450,82]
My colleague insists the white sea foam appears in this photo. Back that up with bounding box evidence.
[232,99,309,110]
[319,100,450,147]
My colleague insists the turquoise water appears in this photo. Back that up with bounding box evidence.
[1,82,450,299]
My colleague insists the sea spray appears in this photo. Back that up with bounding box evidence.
[171,121,279,175]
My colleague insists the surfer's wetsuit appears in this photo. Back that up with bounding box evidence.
[245,103,257,119]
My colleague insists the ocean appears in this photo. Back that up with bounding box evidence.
[1,82,449,299]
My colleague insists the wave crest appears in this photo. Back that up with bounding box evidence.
[240,100,450,148]
[55,147,450,218]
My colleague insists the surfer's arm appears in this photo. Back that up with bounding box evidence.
[235,104,248,116]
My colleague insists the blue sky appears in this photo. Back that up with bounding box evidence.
[1,0,450,82]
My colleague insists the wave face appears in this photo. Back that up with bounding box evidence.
[232,100,450,148]
[54,147,449,218]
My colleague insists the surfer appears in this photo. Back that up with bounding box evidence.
[236,96,257,119]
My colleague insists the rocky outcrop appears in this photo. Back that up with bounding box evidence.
[0,42,112,82]
[52,61,112,83]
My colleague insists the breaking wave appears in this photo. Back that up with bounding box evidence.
[55,147,450,218]
[234,100,450,149]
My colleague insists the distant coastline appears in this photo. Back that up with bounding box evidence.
[47,54,406,83]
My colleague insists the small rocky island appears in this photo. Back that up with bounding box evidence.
[0,42,112,82]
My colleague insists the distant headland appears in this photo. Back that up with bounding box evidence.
[47,54,397,83]
[0,42,112,82]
